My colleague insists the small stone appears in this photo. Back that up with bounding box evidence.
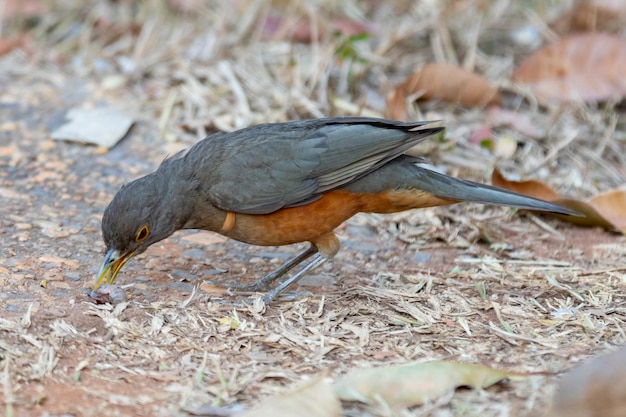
[256,252,293,260]
[298,274,336,287]
[167,281,195,293]
[181,248,205,259]
[64,272,82,282]
[201,269,226,276]
[170,269,197,282]
[248,257,264,264]
[411,251,432,263]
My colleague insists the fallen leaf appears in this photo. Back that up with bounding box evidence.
[491,168,560,201]
[549,346,626,417]
[51,107,134,148]
[243,377,341,417]
[587,188,626,230]
[385,63,500,119]
[334,361,514,407]
[511,33,626,103]
[551,0,626,34]
[491,168,625,232]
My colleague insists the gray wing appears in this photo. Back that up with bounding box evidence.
[190,117,443,214]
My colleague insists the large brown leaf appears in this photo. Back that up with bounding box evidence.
[511,33,626,103]
[549,346,626,417]
[385,63,500,120]
[491,168,626,232]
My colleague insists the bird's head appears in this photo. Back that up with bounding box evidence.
[95,170,193,290]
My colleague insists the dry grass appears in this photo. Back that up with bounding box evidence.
[1,0,625,416]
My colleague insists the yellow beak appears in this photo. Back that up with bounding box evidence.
[94,248,136,290]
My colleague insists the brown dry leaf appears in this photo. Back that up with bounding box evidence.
[549,346,626,417]
[242,377,341,417]
[551,0,626,34]
[587,188,626,230]
[491,168,560,201]
[334,361,514,408]
[385,63,500,120]
[491,168,624,232]
[511,33,626,103]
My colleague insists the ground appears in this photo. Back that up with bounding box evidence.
[1,1,625,416]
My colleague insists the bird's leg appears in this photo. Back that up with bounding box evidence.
[230,244,318,292]
[261,233,339,302]
[262,253,328,303]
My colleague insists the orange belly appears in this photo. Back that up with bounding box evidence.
[221,189,456,247]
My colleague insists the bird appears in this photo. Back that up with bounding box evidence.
[96,117,576,302]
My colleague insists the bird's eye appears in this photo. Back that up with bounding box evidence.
[135,225,149,242]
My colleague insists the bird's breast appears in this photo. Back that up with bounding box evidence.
[221,190,363,246]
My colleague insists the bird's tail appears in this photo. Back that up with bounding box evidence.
[345,155,578,216]
[411,164,576,215]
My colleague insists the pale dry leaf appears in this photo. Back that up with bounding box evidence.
[51,107,134,148]
[334,361,514,408]
[242,377,341,417]
[511,33,626,103]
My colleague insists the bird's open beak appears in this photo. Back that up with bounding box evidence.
[94,248,136,290]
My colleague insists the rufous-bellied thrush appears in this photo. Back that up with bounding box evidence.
[96,117,576,302]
